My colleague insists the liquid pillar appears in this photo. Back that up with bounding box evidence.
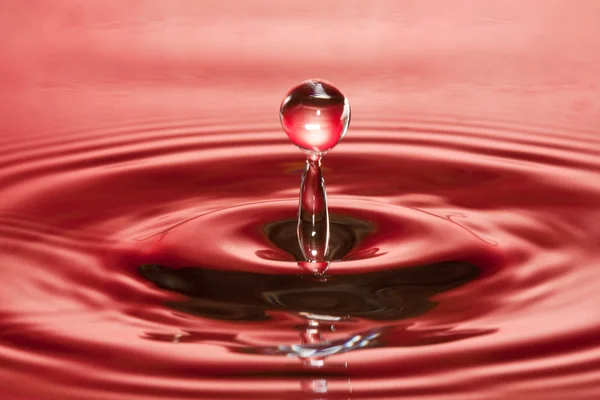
[279,79,351,274]
[297,157,330,274]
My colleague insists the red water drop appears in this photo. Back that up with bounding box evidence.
[280,79,350,158]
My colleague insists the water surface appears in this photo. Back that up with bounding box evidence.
[1,1,600,399]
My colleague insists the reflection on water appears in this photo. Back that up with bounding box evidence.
[139,259,493,368]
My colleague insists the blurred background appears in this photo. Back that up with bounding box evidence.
[1,0,599,137]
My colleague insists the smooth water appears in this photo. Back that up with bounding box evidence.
[1,1,600,399]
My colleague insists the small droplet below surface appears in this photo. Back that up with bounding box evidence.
[280,79,350,158]
[298,261,329,275]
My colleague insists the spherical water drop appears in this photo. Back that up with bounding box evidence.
[280,79,350,158]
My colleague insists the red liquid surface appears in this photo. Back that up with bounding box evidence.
[1,1,600,399]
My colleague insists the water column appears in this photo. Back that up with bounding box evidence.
[279,79,350,274]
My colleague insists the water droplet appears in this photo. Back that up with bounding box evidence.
[280,79,350,159]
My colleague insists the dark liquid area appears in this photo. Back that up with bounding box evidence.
[2,2,600,399]
[139,261,479,322]
[140,261,492,373]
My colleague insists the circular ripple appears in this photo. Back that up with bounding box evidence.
[0,118,600,399]
[130,199,497,274]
